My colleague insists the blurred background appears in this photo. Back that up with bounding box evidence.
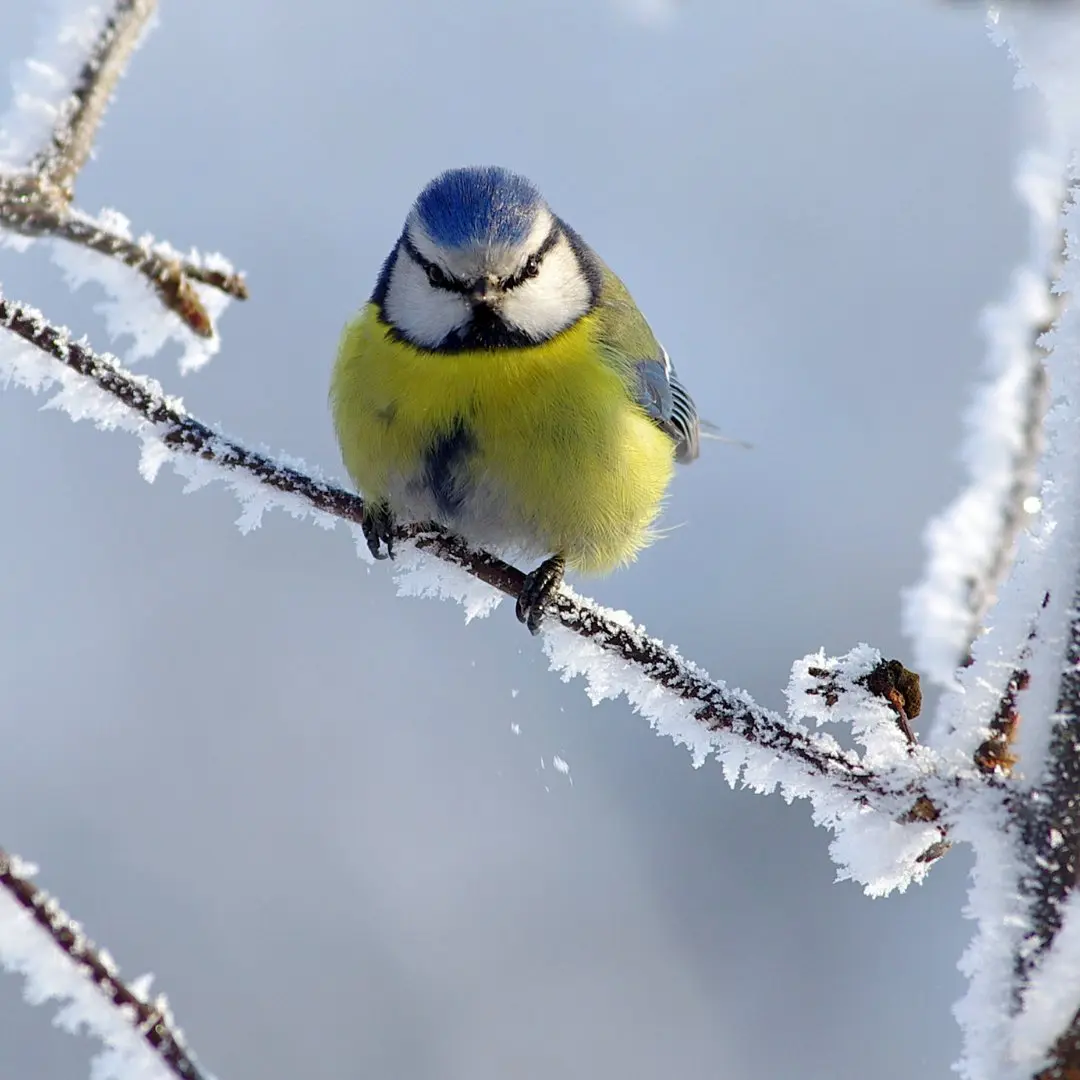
[0,1,1033,1077]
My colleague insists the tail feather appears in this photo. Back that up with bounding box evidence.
[699,417,753,450]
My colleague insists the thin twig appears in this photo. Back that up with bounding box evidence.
[30,0,155,200]
[0,194,248,335]
[0,288,954,835]
[0,845,207,1080]
[973,594,1050,778]
[957,209,1061,671]
[0,0,246,337]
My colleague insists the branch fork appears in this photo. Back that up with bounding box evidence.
[0,0,246,339]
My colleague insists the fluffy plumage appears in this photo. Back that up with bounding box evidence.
[331,165,701,588]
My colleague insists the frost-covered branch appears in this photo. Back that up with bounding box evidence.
[942,10,1080,1077]
[14,6,1080,1079]
[904,161,1059,690]
[0,845,209,1080]
[0,286,955,890]
[1,192,247,338]
[970,240,1058,650]
[1013,582,1080,1076]
[0,0,246,342]
[27,0,153,198]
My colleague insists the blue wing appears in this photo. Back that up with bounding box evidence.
[634,348,700,463]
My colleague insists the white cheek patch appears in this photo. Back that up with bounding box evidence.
[383,247,470,348]
[498,236,593,340]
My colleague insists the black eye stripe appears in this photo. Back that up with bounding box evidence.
[401,236,469,294]
[536,226,560,259]
[504,226,561,290]
[402,225,562,294]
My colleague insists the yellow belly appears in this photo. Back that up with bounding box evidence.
[330,304,676,573]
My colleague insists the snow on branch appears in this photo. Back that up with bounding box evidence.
[8,4,1074,1078]
[903,156,1058,692]
[0,286,955,894]
[0,845,210,1080]
[1012,583,1080,1075]
[944,9,1080,1077]
[0,0,247,364]
[23,0,153,194]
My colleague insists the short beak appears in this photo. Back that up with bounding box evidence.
[470,275,499,305]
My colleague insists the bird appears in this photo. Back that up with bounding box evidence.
[330,165,701,634]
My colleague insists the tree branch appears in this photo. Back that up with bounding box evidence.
[962,284,1053,669]
[0,0,246,338]
[1014,576,1080,1077]
[0,287,954,841]
[29,0,154,199]
[0,845,208,1080]
[905,173,1059,689]
[961,183,1072,669]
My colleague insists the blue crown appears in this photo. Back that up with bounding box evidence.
[413,166,543,250]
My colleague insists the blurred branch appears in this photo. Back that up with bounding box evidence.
[973,592,1050,778]
[0,288,956,843]
[0,0,247,337]
[958,198,1062,671]
[961,300,1052,669]
[0,844,208,1080]
[905,173,1059,690]
[1015,580,1080,1078]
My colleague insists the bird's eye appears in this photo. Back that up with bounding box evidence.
[523,254,542,279]
[426,263,448,288]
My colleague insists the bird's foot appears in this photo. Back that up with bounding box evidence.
[362,501,396,560]
[516,554,566,636]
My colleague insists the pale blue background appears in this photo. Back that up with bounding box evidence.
[0,1,1030,1077]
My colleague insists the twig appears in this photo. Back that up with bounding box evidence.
[0,0,247,337]
[30,0,154,200]
[961,351,1049,666]
[906,174,1060,691]
[0,845,207,1080]
[1014,578,1080,1078]
[972,593,1050,778]
[959,225,1060,670]
[0,288,954,835]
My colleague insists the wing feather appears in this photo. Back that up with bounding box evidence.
[576,237,701,463]
[634,348,700,463]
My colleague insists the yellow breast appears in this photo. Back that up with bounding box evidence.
[330,303,676,573]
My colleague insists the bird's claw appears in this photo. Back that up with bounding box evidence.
[515,554,566,636]
[362,501,396,560]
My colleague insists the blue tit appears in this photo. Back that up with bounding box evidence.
[331,165,700,633]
